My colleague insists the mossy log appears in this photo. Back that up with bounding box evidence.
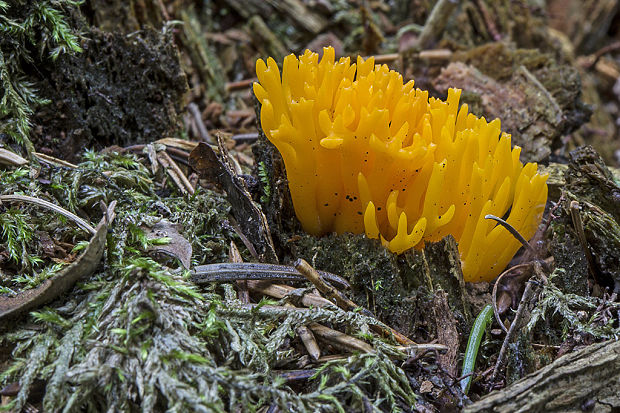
[465,339,620,412]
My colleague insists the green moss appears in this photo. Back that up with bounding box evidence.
[0,146,416,412]
[288,233,471,341]
[0,0,82,152]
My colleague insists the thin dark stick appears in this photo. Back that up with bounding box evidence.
[484,214,533,253]
[490,265,544,385]
[232,133,259,143]
[187,102,213,144]
[191,262,350,289]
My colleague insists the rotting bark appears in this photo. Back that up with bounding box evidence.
[565,146,620,223]
[189,139,278,263]
[433,291,460,377]
[548,146,620,295]
[433,43,591,162]
[465,339,620,412]
[33,28,187,161]
[539,162,620,201]
[548,0,620,54]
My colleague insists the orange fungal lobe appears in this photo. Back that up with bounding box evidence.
[254,47,548,282]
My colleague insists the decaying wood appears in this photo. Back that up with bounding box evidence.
[466,339,620,412]
[415,0,461,50]
[434,61,560,162]
[433,291,460,377]
[189,138,278,263]
[0,202,116,321]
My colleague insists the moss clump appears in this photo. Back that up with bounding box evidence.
[0,0,82,153]
[1,148,417,412]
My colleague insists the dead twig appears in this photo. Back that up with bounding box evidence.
[294,259,360,312]
[226,78,257,92]
[296,324,321,360]
[372,53,400,64]
[156,150,195,195]
[294,259,414,345]
[191,262,350,289]
[490,264,545,385]
[0,194,95,234]
[225,218,259,260]
[33,152,78,168]
[308,322,373,353]
[245,281,334,308]
[246,280,414,348]
[415,0,461,50]
[232,133,259,142]
[283,301,321,360]
[395,343,449,354]
[187,102,213,144]
[156,0,170,21]
[473,0,501,41]
[492,263,532,334]
[156,138,200,152]
[583,40,620,70]
[228,241,250,304]
[0,148,27,166]
[369,49,453,64]
[164,147,191,166]
[221,304,374,353]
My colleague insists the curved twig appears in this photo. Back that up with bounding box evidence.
[485,214,534,253]
[0,194,95,235]
[492,263,532,334]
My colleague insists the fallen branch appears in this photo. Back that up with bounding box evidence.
[466,339,620,412]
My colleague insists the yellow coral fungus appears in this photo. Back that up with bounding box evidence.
[254,47,548,282]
